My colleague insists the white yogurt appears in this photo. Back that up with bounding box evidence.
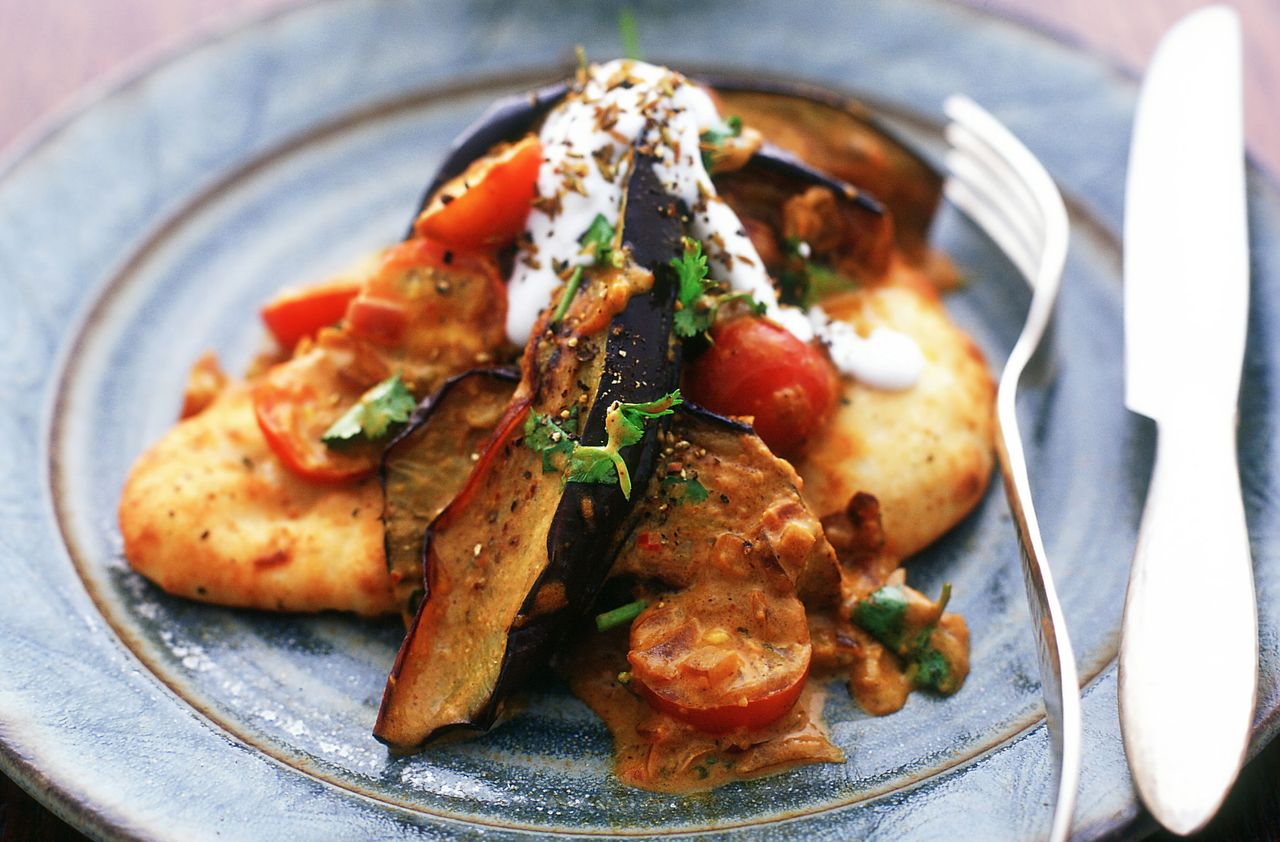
[506,59,923,391]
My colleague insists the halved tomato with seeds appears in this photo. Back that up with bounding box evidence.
[628,587,811,733]
[683,317,838,458]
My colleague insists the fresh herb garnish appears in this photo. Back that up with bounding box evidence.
[552,213,619,324]
[617,8,643,61]
[662,475,710,505]
[523,408,579,472]
[779,237,857,307]
[672,237,713,338]
[909,644,954,692]
[321,373,415,446]
[853,582,956,692]
[699,116,743,172]
[671,238,765,340]
[595,598,648,632]
[565,390,682,499]
[851,584,909,649]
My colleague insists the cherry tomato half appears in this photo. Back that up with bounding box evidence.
[252,344,382,484]
[683,317,838,457]
[628,590,811,733]
[260,279,362,350]
[413,135,542,249]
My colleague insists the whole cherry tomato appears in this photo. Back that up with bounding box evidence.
[683,317,838,457]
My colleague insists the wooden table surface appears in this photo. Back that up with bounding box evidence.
[2,1,1277,840]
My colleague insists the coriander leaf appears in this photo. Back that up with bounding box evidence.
[851,584,908,650]
[671,238,716,339]
[805,261,856,303]
[580,213,615,259]
[564,390,682,499]
[662,475,709,505]
[672,237,710,307]
[909,644,952,692]
[595,598,647,631]
[673,305,712,339]
[321,374,415,446]
[614,390,681,448]
[781,236,857,306]
[670,239,767,339]
[524,410,578,473]
[566,445,624,487]
[776,267,808,307]
[552,215,618,324]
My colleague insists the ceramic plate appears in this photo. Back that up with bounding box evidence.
[3,1,1278,839]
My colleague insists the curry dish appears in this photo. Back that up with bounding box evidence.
[118,59,995,793]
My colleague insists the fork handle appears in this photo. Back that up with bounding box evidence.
[1119,413,1256,834]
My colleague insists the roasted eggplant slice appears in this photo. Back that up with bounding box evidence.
[374,156,684,750]
[705,77,942,262]
[381,367,520,623]
[715,155,895,289]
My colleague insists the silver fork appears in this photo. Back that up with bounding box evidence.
[943,95,1081,842]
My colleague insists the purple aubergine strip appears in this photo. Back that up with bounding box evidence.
[484,154,685,710]
[379,367,520,621]
[749,142,884,216]
[695,71,941,182]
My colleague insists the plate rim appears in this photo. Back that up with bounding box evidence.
[2,1,1277,839]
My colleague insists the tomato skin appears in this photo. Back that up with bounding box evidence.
[260,280,361,350]
[413,135,542,248]
[251,346,380,484]
[634,663,809,734]
[253,237,505,485]
[345,297,409,347]
[627,590,812,734]
[683,318,838,457]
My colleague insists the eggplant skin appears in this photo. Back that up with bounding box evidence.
[404,81,569,238]
[702,77,942,262]
[374,158,683,751]
[380,367,519,624]
[497,154,684,706]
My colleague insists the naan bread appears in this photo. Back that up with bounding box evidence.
[119,383,394,616]
[798,283,996,560]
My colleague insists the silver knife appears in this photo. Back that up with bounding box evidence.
[1119,5,1256,835]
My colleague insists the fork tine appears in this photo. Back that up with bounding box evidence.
[945,121,1045,236]
[952,154,1039,278]
[942,93,1079,842]
[945,118,1052,285]
[945,95,1070,286]
[944,165,1040,282]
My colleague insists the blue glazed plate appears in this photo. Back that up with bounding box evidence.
[2,1,1278,839]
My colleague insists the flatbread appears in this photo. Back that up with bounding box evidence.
[798,283,996,560]
[119,383,394,616]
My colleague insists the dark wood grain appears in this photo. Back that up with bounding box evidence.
[0,1,1276,839]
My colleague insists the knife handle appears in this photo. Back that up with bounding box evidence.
[1119,412,1256,834]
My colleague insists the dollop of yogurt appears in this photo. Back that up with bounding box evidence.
[506,59,924,391]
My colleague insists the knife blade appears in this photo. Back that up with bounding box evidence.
[1119,5,1256,835]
